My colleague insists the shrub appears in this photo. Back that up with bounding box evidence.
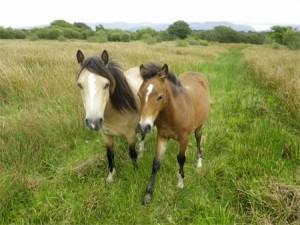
[120,32,130,42]
[140,33,156,45]
[0,27,15,39]
[271,42,281,49]
[61,28,81,39]
[283,30,300,50]
[27,34,39,41]
[176,39,188,47]
[87,34,108,43]
[58,35,66,42]
[187,37,209,46]
[265,36,281,49]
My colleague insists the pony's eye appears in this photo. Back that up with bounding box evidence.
[77,83,83,89]
[157,95,163,101]
[104,83,110,89]
[137,92,141,99]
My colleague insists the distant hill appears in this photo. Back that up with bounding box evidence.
[189,22,255,31]
[88,21,256,32]
[90,22,170,31]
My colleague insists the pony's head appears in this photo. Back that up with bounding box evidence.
[138,63,171,133]
[76,50,116,131]
[76,50,138,131]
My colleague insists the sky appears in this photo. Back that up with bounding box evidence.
[0,0,299,31]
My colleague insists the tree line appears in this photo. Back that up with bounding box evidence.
[1,20,299,49]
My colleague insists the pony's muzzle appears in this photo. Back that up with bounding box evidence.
[139,123,152,133]
[85,117,103,131]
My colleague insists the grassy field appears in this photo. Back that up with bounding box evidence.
[0,40,299,224]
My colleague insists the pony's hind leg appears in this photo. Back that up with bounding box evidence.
[194,126,203,168]
[101,133,116,182]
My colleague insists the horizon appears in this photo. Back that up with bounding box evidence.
[2,19,299,32]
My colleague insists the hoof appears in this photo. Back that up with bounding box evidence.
[143,193,151,205]
[177,172,184,188]
[106,168,116,182]
[177,181,184,189]
[196,158,202,168]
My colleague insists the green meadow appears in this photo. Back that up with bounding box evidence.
[0,40,299,224]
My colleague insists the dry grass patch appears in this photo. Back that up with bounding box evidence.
[243,45,300,121]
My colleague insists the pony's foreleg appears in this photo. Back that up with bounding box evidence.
[194,127,203,168]
[143,136,167,205]
[177,136,189,188]
[127,133,138,169]
[101,133,116,182]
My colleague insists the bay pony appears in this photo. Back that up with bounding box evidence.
[138,63,210,204]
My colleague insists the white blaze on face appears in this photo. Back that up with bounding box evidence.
[140,83,154,126]
[88,73,97,111]
[78,69,109,126]
[145,83,153,104]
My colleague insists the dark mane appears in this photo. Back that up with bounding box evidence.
[140,63,182,87]
[80,56,137,112]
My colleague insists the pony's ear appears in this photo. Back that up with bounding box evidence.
[159,64,168,80]
[101,50,109,65]
[139,64,145,73]
[139,64,146,79]
[76,50,84,65]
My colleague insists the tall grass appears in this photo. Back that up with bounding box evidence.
[243,45,300,124]
[1,40,299,224]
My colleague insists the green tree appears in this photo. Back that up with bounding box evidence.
[197,30,218,42]
[167,20,191,39]
[87,30,108,43]
[282,29,300,50]
[239,31,265,44]
[136,28,157,40]
[96,24,105,31]
[0,27,25,39]
[269,26,292,44]
[107,29,132,42]
[50,20,73,28]
[80,29,95,39]
[213,26,240,43]
[158,30,173,41]
[73,22,92,31]
[35,27,63,40]
[62,28,81,39]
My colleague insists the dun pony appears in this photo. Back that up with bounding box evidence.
[76,50,145,181]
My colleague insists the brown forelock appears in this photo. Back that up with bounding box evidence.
[140,63,182,87]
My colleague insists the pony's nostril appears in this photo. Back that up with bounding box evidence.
[146,124,151,132]
[99,118,103,125]
[139,123,151,133]
[85,118,88,126]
